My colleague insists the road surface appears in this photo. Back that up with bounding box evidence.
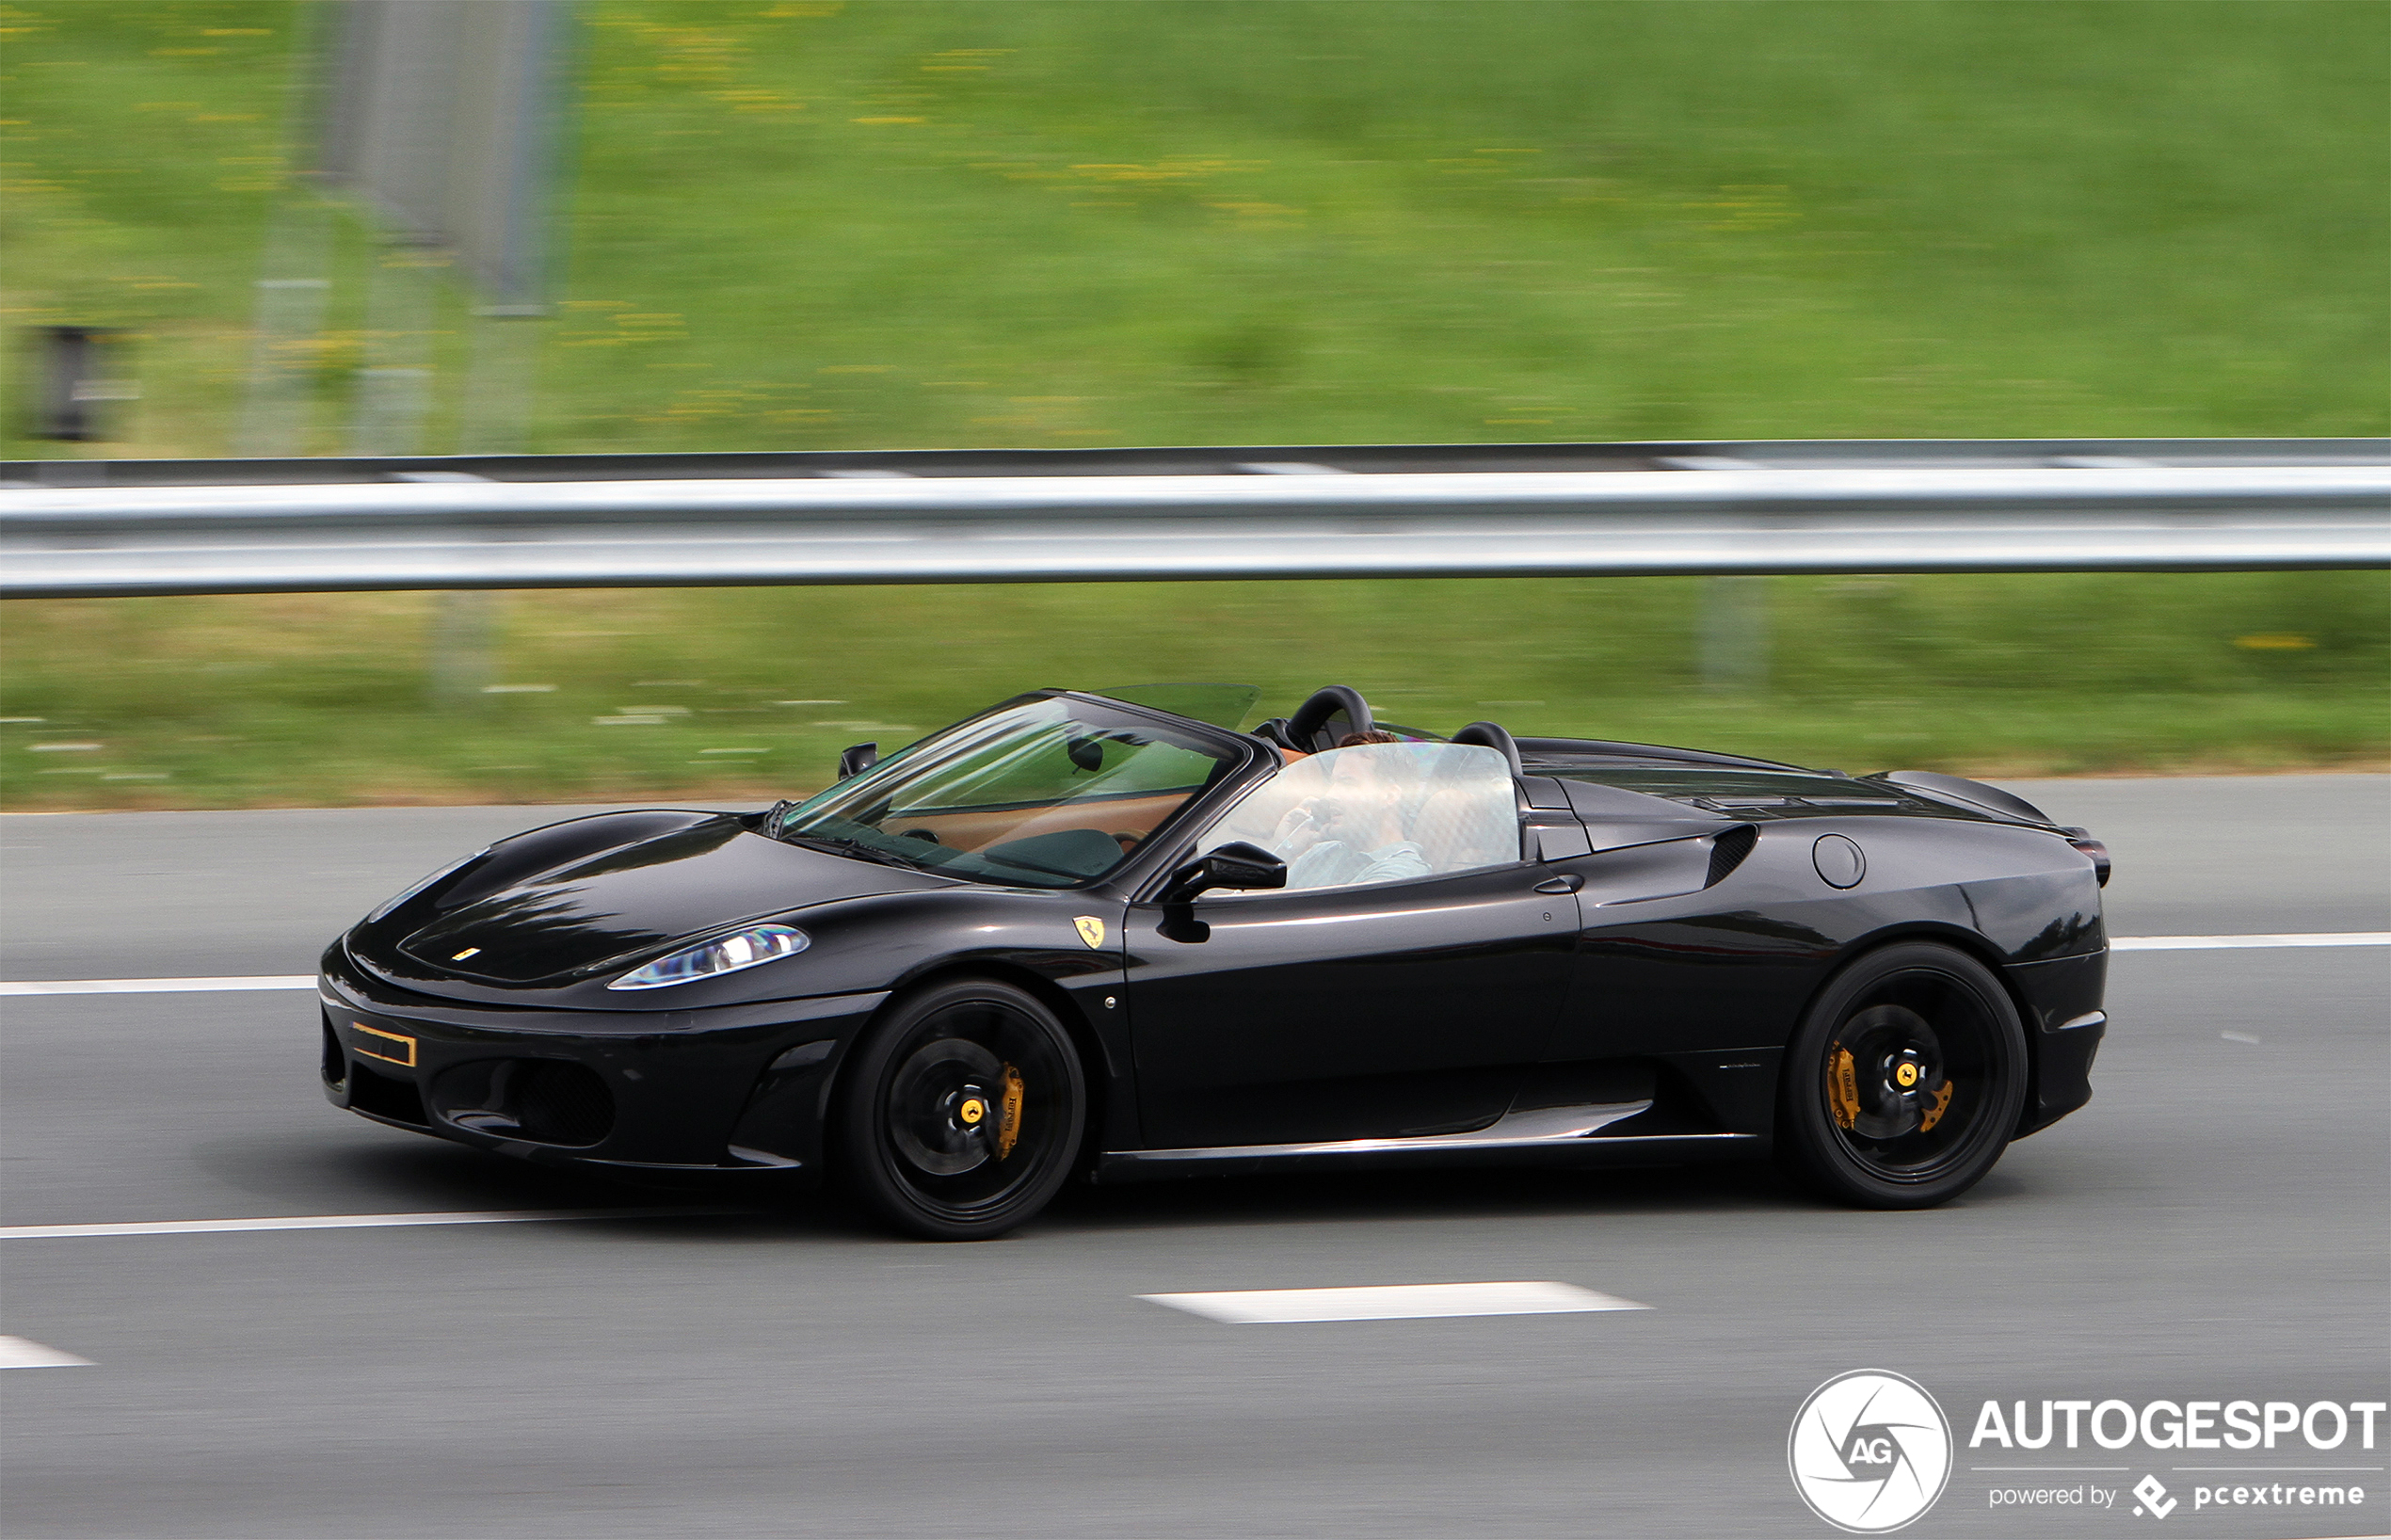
[3,777,2384,1538]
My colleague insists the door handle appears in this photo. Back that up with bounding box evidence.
[1533,874,1583,893]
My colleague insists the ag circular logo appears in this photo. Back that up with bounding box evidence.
[1789,1369,1953,1532]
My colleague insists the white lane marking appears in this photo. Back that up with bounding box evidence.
[2222,1031,2265,1045]
[2111,932,2391,952]
[2,933,2384,997]
[0,975,314,996]
[1139,1280,1647,1323]
[0,1336,93,1369]
[0,1208,739,1241]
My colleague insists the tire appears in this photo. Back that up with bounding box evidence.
[1774,941,2029,1209]
[831,978,1087,1241]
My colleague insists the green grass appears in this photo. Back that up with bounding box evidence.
[0,2,2385,807]
[8,1,2384,453]
[3,572,2383,810]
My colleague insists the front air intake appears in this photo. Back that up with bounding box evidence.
[431,1058,616,1147]
[320,1013,347,1088]
[348,1064,429,1127]
[514,1061,615,1146]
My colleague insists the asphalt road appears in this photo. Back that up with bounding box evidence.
[3,778,2385,1539]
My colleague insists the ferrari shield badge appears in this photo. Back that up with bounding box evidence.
[1072,915,1107,950]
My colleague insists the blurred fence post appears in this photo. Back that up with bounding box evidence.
[347,239,443,457]
[233,221,333,457]
[234,2,335,458]
[26,328,134,443]
[386,469,502,706]
[457,308,545,455]
[1699,574,1770,689]
[428,589,499,704]
[316,0,571,709]
[348,234,462,708]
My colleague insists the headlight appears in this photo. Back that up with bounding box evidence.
[606,924,810,990]
[366,849,488,922]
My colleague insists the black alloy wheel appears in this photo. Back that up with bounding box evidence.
[832,978,1086,1241]
[1775,941,2029,1209]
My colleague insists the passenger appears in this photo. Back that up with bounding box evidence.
[1268,732,1430,889]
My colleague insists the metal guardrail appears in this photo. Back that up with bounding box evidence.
[4,439,2384,598]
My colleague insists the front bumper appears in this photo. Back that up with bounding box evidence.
[318,944,887,1177]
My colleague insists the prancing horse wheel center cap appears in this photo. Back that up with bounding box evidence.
[957,1097,987,1126]
[1895,1063,1918,1087]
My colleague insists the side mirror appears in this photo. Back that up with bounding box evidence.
[838,742,878,779]
[1161,841,1287,906]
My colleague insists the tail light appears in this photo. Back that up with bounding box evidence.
[2061,826,2110,887]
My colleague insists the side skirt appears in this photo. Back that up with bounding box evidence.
[1094,1100,1762,1184]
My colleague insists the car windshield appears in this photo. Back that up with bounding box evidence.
[772,696,1241,888]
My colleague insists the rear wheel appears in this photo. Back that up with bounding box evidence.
[1775,941,2028,1209]
[832,978,1086,1241]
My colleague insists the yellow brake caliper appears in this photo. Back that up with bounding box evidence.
[996,1063,1025,1158]
[1918,1080,1954,1132]
[1828,1047,1860,1131]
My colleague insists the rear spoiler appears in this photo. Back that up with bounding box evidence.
[1871,771,2056,826]
[1874,771,2109,886]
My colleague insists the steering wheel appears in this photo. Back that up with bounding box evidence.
[1285,685,1373,752]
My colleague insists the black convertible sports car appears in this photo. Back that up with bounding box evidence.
[320,684,2110,1239]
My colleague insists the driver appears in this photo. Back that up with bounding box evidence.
[1267,732,1430,890]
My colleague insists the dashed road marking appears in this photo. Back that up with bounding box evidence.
[2110,933,2391,952]
[1139,1280,1647,1323]
[0,1208,738,1241]
[0,1336,92,1369]
[0,975,314,996]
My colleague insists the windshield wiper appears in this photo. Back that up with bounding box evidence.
[779,830,937,873]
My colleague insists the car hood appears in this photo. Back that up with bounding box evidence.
[394,814,953,985]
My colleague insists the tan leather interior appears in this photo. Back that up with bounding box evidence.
[887,791,1196,855]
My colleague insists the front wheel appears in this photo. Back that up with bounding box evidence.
[1775,941,2029,1209]
[831,978,1086,1241]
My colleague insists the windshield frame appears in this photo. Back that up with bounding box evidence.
[771,690,1272,891]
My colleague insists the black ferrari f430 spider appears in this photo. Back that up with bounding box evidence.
[320,684,2110,1239]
